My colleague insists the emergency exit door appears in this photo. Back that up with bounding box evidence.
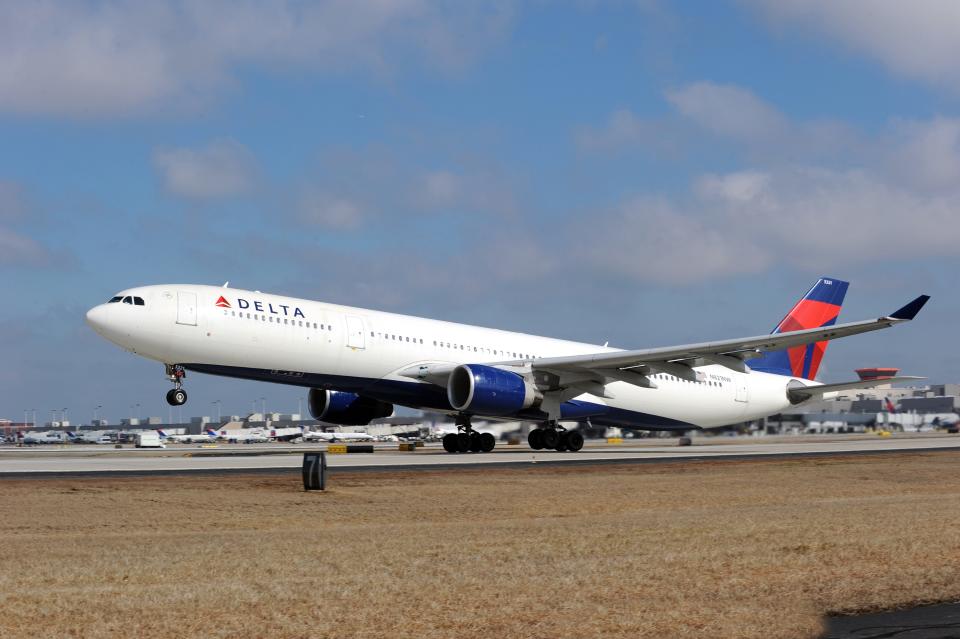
[177,291,197,326]
[346,316,365,349]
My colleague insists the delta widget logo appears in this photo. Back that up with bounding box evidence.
[215,296,231,308]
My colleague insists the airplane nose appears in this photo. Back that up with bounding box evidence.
[85,305,108,333]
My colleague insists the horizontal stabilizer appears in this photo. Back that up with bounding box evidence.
[787,376,924,404]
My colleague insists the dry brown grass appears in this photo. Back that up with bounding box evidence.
[1,453,960,638]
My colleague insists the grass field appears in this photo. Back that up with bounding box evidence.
[2,452,960,638]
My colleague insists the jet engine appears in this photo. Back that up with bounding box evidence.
[308,389,393,425]
[447,364,542,416]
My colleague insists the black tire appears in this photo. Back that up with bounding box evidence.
[442,433,458,453]
[541,428,559,449]
[528,429,544,450]
[566,431,584,452]
[456,433,471,453]
[469,433,482,453]
[166,388,187,406]
[479,432,496,453]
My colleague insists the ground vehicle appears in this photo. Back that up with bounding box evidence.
[135,431,164,448]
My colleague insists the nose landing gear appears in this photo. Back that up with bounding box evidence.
[165,364,188,406]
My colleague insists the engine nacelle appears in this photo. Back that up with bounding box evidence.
[308,389,393,425]
[447,364,541,416]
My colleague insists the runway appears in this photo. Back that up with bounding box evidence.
[2,434,959,476]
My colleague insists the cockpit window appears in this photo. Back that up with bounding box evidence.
[122,296,133,304]
[108,296,122,303]
[133,297,145,306]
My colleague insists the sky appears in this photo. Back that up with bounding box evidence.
[2,0,960,425]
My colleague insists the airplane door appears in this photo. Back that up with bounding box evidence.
[346,316,365,349]
[735,378,749,403]
[177,291,197,326]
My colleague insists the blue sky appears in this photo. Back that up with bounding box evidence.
[2,1,959,425]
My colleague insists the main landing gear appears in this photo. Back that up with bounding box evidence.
[442,415,496,454]
[528,423,584,452]
[165,364,188,406]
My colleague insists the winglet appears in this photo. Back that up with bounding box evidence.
[889,295,930,320]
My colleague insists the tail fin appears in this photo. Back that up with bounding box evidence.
[749,277,849,380]
[156,429,168,438]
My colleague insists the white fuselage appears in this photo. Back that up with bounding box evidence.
[86,284,802,430]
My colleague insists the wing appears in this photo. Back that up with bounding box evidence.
[785,376,925,404]
[398,294,929,413]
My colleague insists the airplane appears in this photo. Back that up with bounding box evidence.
[22,430,68,444]
[302,430,375,442]
[85,278,929,454]
[156,428,218,443]
[269,426,305,442]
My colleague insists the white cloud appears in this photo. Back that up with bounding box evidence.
[153,139,257,199]
[0,1,516,118]
[575,164,960,285]
[576,109,658,150]
[576,196,770,284]
[884,117,960,192]
[744,0,960,92]
[0,228,53,265]
[297,191,365,230]
[666,82,788,143]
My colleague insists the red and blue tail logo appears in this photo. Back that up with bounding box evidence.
[749,277,848,380]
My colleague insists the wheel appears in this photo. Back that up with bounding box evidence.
[566,431,584,452]
[442,433,458,453]
[555,431,569,452]
[166,388,187,406]
[456,433,471,453]
[528,428,544,450]
[479,432,496,453]
[469,432,482,453]
[541,428,559,449]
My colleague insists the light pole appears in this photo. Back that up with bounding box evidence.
[136,403,141,421]
[93,405,102,425]
[31,409,36,429]
[213,400,221,424]
[63,408,68,426]
[298,398,303,419]
[260,397,266,419]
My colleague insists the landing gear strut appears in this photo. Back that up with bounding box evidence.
[165,364,188,406]
[528,422,584,452]
[442,415,496,454]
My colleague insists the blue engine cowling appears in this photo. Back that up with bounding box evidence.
[308,389,393,425]
[447,364,542,416]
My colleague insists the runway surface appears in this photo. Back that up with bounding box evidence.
[2,434,959,476]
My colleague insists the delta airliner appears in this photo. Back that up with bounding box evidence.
[85,278,928,453]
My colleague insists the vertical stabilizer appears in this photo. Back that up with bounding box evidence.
[749,277,849,380]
